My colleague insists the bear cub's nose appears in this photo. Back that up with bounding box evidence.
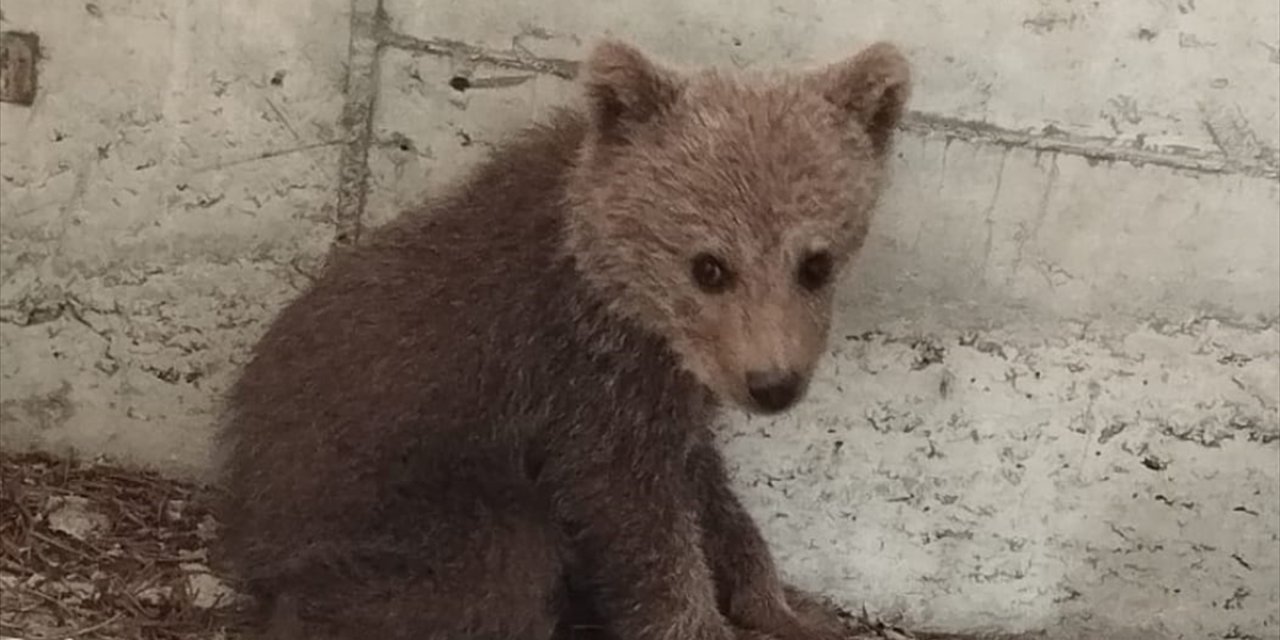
[745,370,803,413]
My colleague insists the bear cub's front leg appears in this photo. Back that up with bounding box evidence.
[552,433,741,640]
[689,438,848,640]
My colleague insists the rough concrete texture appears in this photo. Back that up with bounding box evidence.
[729,316,1278,639]
[385,0,1279,179]
[2,0,1278,638]
[0,0,348,471]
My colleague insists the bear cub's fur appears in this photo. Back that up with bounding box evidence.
[217,39,911,640]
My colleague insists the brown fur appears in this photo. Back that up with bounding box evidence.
[216,39,910,640]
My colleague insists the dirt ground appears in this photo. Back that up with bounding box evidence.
[0,450,1034,640]
[0,451,247,640]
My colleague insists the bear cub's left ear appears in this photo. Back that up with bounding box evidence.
[581,40,684,143]
[810,42,912,155]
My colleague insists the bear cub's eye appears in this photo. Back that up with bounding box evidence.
[691,253,733,294]
[797,250,834,291]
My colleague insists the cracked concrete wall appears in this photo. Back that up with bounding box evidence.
[1,0,348,470]
[1,0,1277,639]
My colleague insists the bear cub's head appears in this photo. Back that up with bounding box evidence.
[564,39,911,415]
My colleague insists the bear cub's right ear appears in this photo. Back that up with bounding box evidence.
[810,42,912,155]
[581,40,684,142]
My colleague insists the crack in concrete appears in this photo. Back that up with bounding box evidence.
[0,294,116,332]
[457,74,539,90]
[377,29,579,80]
[332,0,383,246]
[368,33,1277,181]
[901,113,1279,180]
[977,148,1009,279]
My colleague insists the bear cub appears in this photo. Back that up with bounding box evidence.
[217,38,911,640]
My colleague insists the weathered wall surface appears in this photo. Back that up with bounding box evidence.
[1,0,347,469]
[1,0,1277,638]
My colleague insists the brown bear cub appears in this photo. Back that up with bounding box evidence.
[217,38,910,640]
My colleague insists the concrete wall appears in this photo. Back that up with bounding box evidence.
[1,1,1277,638]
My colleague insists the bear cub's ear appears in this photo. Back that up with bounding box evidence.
[809,42,912,155]
[581,40,684,142]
